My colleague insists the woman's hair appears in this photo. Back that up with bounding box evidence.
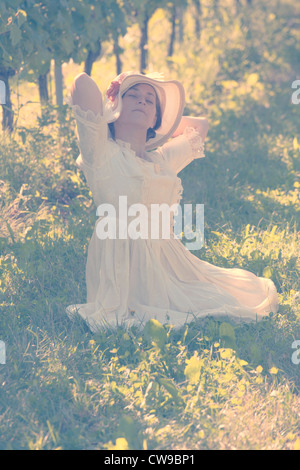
[108,84,162,142]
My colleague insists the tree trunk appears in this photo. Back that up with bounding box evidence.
[177,5,184,44]
[213,0,220,17]
[140,13,149,74]
[0,68,15,133]
[168,5,177,57]
[38,71,49,105]
[84,40,101,76]
[113,36,123,75]
[54,59,63,106]
[194,0,202,40]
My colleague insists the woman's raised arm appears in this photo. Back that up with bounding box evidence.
[172,116,209,141]
[71,72,103,115]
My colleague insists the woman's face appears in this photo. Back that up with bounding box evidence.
[116,83,158,131]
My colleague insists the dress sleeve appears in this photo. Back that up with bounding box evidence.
[158,126,205,174]
[69,99,110,172]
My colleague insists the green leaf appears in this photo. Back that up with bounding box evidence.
[16,10,27,28]
[219,322,236,348]
[219,348,235,360]
[143,319,167,349]
[5,221,15,243]
[10,23,22,47]
[158,378,184,406]
[263,266,273,279]
[184,354,202,384]
[250,344,262,363]
[107,437,129,450]
[117,415,143,450]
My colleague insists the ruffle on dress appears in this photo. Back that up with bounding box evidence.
[155,126,206,175]
[183,126,205,158]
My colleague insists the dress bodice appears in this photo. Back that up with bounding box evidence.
[70,103,205,238]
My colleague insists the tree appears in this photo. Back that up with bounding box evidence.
[0,66,15,133]
[126,0,165,73]
[193,0,202,41]
[113,36,123,75]
[0,4,28,132]
[167,0,188,58]
[0,0,129,131]
[168,4,177,58]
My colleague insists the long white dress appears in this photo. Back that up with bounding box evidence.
[65,103,279,332]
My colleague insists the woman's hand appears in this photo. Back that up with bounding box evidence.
[71,72,103,115]
[172,115,209,141]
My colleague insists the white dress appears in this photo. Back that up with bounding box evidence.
[65,103,279,332]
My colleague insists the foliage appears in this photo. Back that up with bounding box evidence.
[0,0,128,81]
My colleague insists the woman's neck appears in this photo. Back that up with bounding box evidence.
[114,124,147,159]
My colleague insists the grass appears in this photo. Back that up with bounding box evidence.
[0,0,300,450]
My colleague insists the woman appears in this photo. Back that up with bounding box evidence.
[66,70,279,332]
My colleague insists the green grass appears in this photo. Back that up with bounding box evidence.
[0,0,300,450]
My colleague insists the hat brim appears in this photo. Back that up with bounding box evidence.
[103,74,185,151]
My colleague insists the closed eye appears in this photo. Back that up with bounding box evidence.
[127,93,154,104]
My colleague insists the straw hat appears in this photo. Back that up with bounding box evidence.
[103,71,185,150]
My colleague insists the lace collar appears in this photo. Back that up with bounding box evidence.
[114,137,160,173]
[115,138,153,162]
